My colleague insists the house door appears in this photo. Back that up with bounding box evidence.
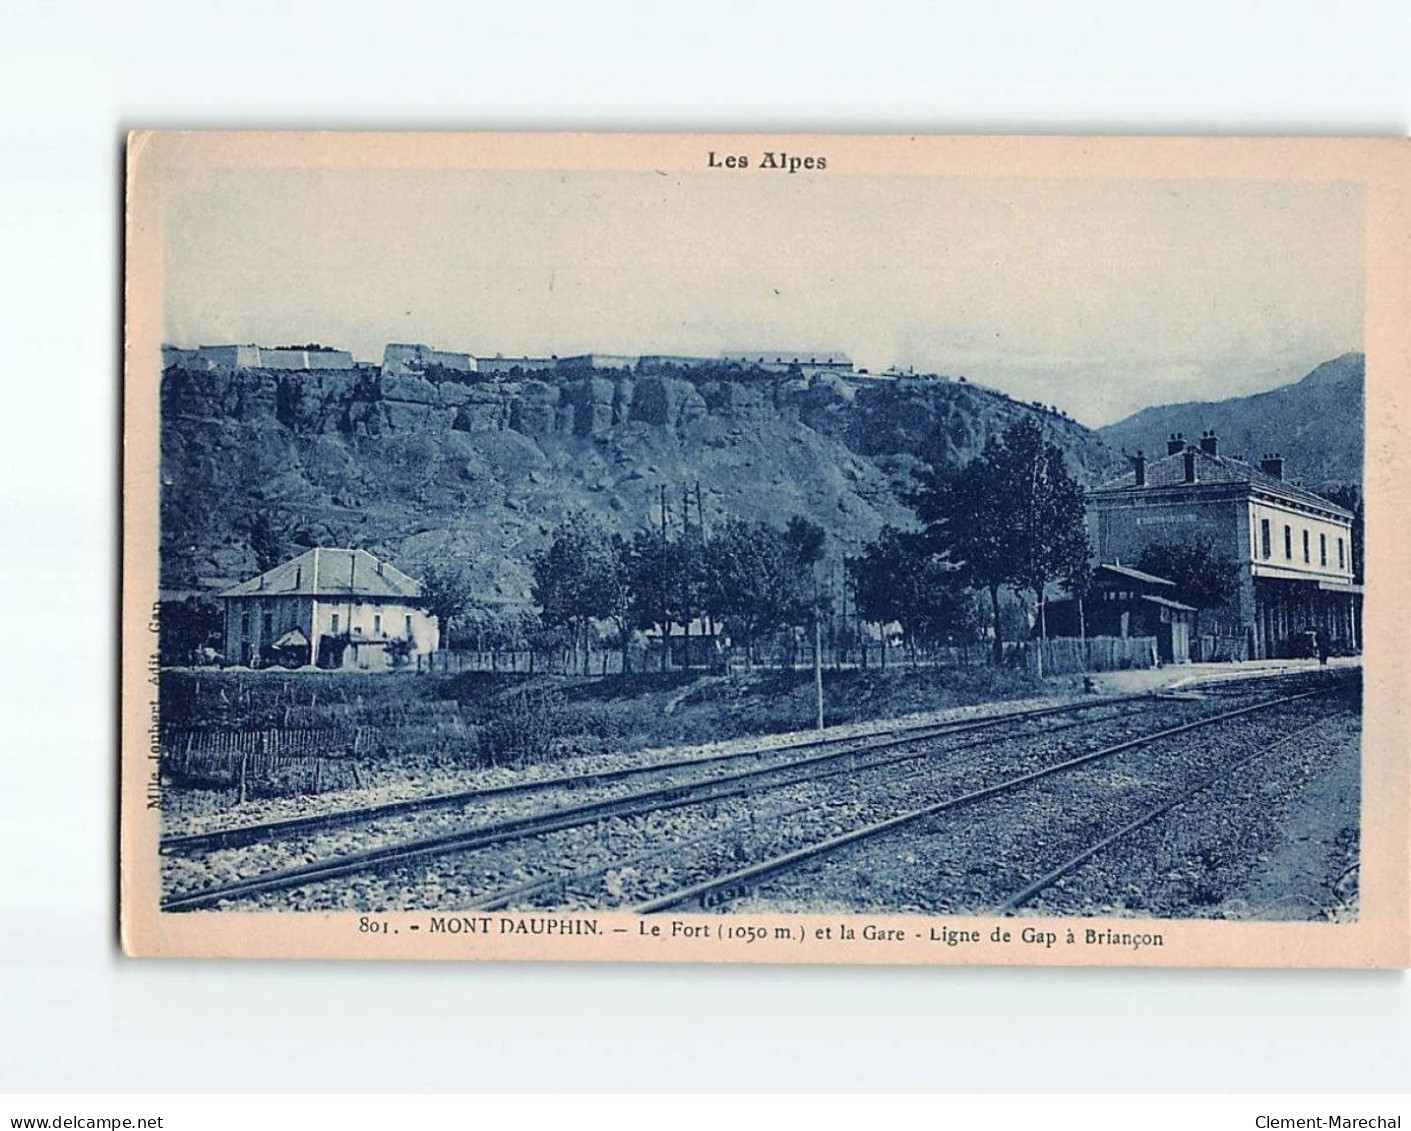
[316,635,345,669]
[1170,619,1190,664]
[1155,622,1174,665]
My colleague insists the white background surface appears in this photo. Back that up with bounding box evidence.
[1,0,1408,1095]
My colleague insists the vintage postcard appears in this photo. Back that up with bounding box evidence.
[122,132,1410,966]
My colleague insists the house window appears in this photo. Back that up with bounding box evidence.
[1260,519,1271,559]
[1338,538,1346,570]
[240,613,250,636]
[405,614,413,637]
[331,613,340,634]
[373,613,382,636]
[1320,533,1327,567]
[1302,529,1310,564]
[1284,525,1292,560]
[262,612,273,637]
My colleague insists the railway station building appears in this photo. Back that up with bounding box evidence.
[217,547,440,670]
[1086,432,1360,660]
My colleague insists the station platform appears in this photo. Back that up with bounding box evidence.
[1082,655,1360,696]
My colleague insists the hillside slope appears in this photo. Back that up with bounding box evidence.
[159,365,1115,598]
[1098,353,1364,490]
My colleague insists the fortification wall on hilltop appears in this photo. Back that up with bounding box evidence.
[167,344,357,371]
[382,343,473,377]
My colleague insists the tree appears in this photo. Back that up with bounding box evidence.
[910,436,1018,665]
[911,417,1091,666]
[158,597,222,665]
[531,515,626,675]
[782,516,830,629]
[626,529,688,671]
[848,526,976,664]
[419,560,475,653]
[1003,418,1092,644]
[784,516,827,571]
[1134,539,1241,639]
[249,512,290,573]
[702,518,796,665]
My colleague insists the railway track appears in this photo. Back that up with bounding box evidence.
[161,692,1159,856]
[994,711,1354,915]
[632,686,1336,913]
[161,693,1167,911]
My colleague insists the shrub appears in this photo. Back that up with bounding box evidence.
[473,687,566,767]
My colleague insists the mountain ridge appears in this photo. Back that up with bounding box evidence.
[1097,352,1364,489]
[158,352,1364,603]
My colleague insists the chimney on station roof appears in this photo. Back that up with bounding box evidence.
[1199,430,1219,456]
[1132,450,1147,487]
[1167,432,1186,456]
[1260,453,1284,481]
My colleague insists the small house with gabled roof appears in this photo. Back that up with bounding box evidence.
[217,548,439,670]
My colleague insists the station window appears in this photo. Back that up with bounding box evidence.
[331,613,340,634]
[374,613,382,636]
[1260,519,1271,559]
[262,612,273,637]
[240,613,250,636]
[1320,533,1327,567]
[1284,525,1292,560]
[405,614,413,636]
[1302,529,1310,564]
[1338,538,1346,570]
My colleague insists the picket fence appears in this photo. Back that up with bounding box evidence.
[413,635,1159,678]
[162,726,368,797]
[417,649,632,676]
[1029,635,1158,675]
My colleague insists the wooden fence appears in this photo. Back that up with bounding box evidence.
[1192,634,1252,663]
[417,648,633,676]
[1029,635,1158,675]
[162,726,367,797]
[414,634,1161,678]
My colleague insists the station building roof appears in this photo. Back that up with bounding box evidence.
[1091,447,1353,519]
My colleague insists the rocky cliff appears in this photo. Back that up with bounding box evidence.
[159,363,1117,598]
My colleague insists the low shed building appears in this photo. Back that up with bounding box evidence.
[1046,562,1196,664]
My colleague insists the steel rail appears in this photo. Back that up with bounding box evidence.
[160,688,1185,908]
[994,713,1345,913]
[159,740,961,912]
[161,698,1157,911]
[633,688,1331,914]
[470,701,1170,911]
[470,730,1013,912]
[161,692,1160,855]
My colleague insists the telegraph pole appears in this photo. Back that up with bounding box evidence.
[814,615,825,730]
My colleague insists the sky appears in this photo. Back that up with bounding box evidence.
[160,166,1365,427]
